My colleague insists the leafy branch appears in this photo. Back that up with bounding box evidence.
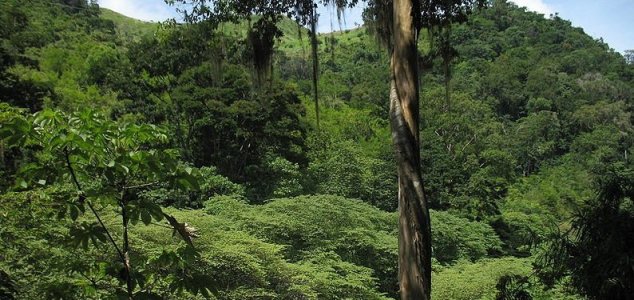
[64,146,125,263]
[1,108,205,298]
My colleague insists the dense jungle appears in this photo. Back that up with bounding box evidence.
[0,0,632,299]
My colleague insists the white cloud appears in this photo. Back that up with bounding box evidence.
[98,0,178,22]
[509,0,553,15]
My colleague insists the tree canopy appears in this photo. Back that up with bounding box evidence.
[0,0,632,299]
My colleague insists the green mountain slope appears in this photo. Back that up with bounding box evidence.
[99,8,158,42]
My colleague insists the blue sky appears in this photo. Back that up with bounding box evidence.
[98,0,633,54]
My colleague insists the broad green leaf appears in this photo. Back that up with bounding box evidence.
[70,205,80,221]
[140,210,152,225]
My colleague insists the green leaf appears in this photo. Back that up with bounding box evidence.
[81,236,89,249]
[148,204,164,222]
[57,209,66,220]
[94,231,107,243]
[185,174,200,190]
[129,207,140,225]
[70,205,80,221]
[140,210,152,225]
[176,178,193,190]
[98,262,109,276]
[83,285,97,296]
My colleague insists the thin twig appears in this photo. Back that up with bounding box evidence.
[63,147,125,263]
[123,182,159,190]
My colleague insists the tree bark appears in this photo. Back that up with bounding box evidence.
[390,0,432,299]
[310,2,320,130]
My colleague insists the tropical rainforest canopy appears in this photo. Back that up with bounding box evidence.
[0,0,632,299]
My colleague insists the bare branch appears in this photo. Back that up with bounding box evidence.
[123,182,159,190]
[163,212,199,246]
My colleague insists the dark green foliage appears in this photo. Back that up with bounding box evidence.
[119,24,308,202]
[495,275,532,300]
[0,270,16,299]
[140,166,245,209]
[248,18,283,85]
[536,162,634,299]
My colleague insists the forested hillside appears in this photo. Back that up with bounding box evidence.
[1,0,632,299]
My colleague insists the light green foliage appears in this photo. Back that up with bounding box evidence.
[526,97,553,114]
[206,195,400,296]
[3,188,505,299]
[0,189,104,299]
[307,137,367,199]
[205,195,506,297]
[264,154,304,198]
[2,109,198,193]
[289,252,391,300]
[2,127,401,298]
[433,257,583,299]
[99,8,158,43]
[303,102,397,210]
[275,26,391,115]
[432,258,532,300]
[131,207,390,299]
[503,160,592,222]
[205,195,397,262]
[0,0,122,113]
[431,210,503,263]
[499,159,593,255]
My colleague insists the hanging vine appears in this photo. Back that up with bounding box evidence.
[247,18,282,88]
[309,2,321,129]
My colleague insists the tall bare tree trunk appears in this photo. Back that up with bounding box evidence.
[310,2,320,130]
[390,0,432,299]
